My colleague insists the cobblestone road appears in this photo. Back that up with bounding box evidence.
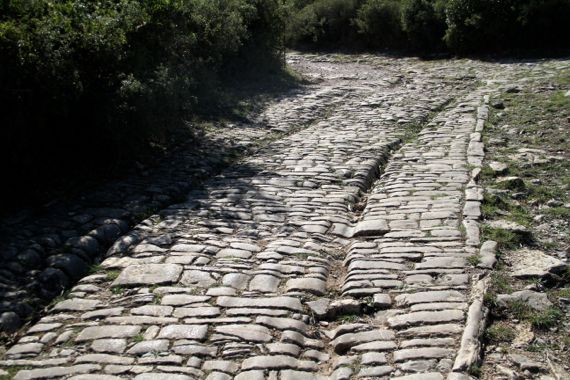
[1,54,567,379]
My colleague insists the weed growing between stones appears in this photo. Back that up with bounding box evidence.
[467,255,482,266]
[485,323,516,344]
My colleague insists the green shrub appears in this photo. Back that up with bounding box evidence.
[0,0,287,208]
[401,0,447,51]
[285,0,361,48]
[444,0,570,52]
[444,0,518,52]
[354,0,405,49]
[516,0,570,49]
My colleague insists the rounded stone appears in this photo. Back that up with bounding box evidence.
[0,311,22,333]
[17,249,43,269]
[46,254,90,281]
[38,267,70,298]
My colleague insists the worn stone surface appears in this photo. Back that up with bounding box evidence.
[2,52,560,379]
[497,290,553,311]
[508,248,566,279]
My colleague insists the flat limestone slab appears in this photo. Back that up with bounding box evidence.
[510,249,566,279]
[112,264,182,287]
[353,219,390,237]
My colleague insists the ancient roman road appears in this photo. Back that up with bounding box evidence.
[1,53,566,379]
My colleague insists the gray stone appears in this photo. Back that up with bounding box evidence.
[256,316,307,333]
[249,274,281,293]
[76,325,141,341]
[241,355,316,371]
[180,270,217,288]
[202,360,240,374]
[67,236,100,255]
[134,375,192,380]
[112,264,182,286]
[91,339,127,353]
[13,364,101,380]
[280,370,327,380]
[172,306,220,318]
[5,342,44,356]
[157,325,208,340]
[488,220,530,237]
[69,376,123,380]
[53,298,100,312]
[0,311,22,332]
[331,329,395,354]
[488,161,508,175]
[398,324,463,338]
[215,324,272,342]
[361,352,387,365]
[388,310,464,328]
[46,254,90,281]
[75,354,134,365]
[222,273,250,290]
[395,291,465,306]
[353,219,390,237]
[479,240,497,268]
[509,353,545,371]
[327,299,361,318]
[161,294,211,306]
[393,347,454,362]
[131,305,173,317]
[497,290,553,311]
[510,248,566,279]
[392,373,444,380]
[127,340,169,355]
[285,278,326,295]
[306,298,330,319]
[216,296,303,312]
[357,366,394,377]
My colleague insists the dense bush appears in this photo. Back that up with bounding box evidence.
[445,0,570,52]
[509,0,570,49]
[285,0,361,47]
[444,0,519,52]
[401,0,447,51]
[354,0,404,49]
[286,0,570,52]
[0,0,287,206]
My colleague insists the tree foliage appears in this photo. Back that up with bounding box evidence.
[0,0,287,203]
[285,0,570,52]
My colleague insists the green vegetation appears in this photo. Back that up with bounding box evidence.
[285,0,570,52]
[0,0,288,210]
[481,225,524,250]
[0,367,29,380]
[503,300,563,330]
[466,254,481,266]
[485,323,516,344]
[105,270,121,281]
[111,286,125,295]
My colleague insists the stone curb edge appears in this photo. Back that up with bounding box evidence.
[449,94,492,380]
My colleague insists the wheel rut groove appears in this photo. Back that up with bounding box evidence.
[1,53,556,379]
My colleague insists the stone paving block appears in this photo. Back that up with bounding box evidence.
[215,324,272,342]
[216,296,303,312]
[112,264,182,287]
[75,325,141,342]
[13,365,101,380]
[157,324,208,340]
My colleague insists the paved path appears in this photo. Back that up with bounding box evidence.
[1,54,564,379]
